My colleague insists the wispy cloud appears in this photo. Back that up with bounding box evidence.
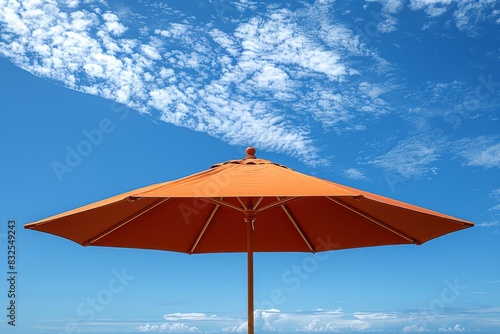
[476,221,499,227]
[490,188,500,200]
[452,1,500,35]
[369,136,442,178]
[0,0,396,166]
[368,75,499,178]
[163,313,218,321]
[453,136,500,169]
[368,133,500,179]
[342,168,369,180]
[404,80,475,123]
[1,0,498,173]
[365,0,405,32]
[409,0,453,17]
[408,0,500,34]
[365,0,500,35]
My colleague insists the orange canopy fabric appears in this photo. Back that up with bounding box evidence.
[25,150,472,253]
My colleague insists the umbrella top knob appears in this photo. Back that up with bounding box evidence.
[245,147,256,159]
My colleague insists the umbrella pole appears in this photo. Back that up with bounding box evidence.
[245,211,255,334]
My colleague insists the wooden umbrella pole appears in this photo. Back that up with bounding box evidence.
[245,210,256,334]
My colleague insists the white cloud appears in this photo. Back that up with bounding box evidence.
[163,313,216,321]
[108,306,500,333]
[404,80,471,122]
[139,322,199,332]
[61,0,80,8]
[365,0,405,32]
[102,12,127,36]
[223,309,285,332]
[453,0,500,34]
[491,188,500,199]
[354,312,398,320]
[358,81,388,99]
[490,204,500,211]
[476,221,500,227]
[403,324,430,332]
[379,0,405,13]
[139,313,221,332]
[409,0,500,34]
[252,64,292,92]
[453,136,500,169]
[343,168,369,180]
[439,324,466,332]
[221,309,374,333]
[409,0,453,17]
[301,317,370,332]
[155,24,189,39]
[369,137,442,178]
[141,44,162,60]
[0,0,398,166]
[83,63,104,78]
[231,12,348,80]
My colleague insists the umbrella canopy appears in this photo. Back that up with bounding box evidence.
[25,147,473,334]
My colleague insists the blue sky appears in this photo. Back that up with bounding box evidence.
[1,0,499,333]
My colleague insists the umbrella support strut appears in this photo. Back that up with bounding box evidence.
[245,210,256,334]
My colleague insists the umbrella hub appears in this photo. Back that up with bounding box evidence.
[244,147,256,159]
[244,209,257,224]
[210,147,290,169]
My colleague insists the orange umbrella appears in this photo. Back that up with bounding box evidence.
[25,147,473,334]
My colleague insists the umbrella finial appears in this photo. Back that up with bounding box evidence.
[245,147,256,159]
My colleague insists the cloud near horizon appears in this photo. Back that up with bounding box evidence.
[136,308,491,333]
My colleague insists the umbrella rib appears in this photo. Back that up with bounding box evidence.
[205,198,245,212]
[258,197,300,212]
[84,197,170,246]
[253,197,264,210]
[189,204,220,254]
[326,197,419,244]
[236,197,263,211]
[280,202,315,253]
[237,197,247,210]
